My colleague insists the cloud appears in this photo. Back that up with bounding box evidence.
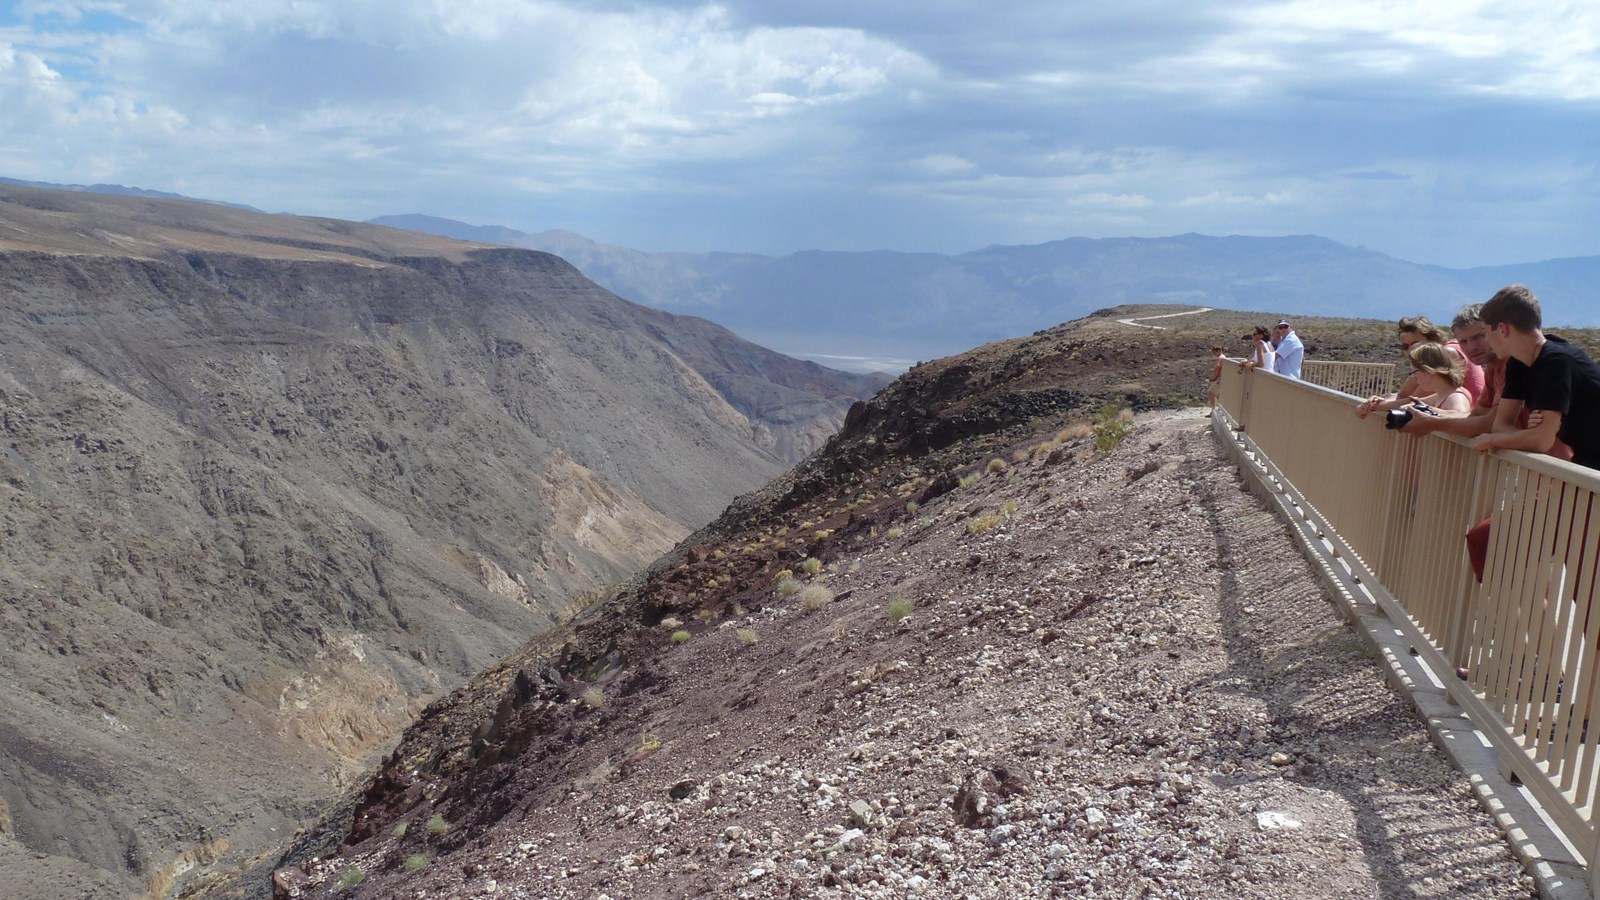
[0,1,1596,267]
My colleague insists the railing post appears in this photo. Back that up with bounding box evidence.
[1446,453,1488,686]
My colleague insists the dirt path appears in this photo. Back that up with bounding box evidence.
[302,410,1534,899]
[1118,307,1214,329]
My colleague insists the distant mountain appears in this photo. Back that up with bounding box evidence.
[0,175,262,212]
[372,215,1600,367]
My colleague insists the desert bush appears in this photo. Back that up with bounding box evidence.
[1003,500,1018,515]
[660,616,683,630]
[403,854,429,872]
[705,577,718,589]
[670,630,692,644]
[1092,405,1134,453]
[737,628,759,646]
[426,814,448,838]
[885,526,904,539]
[986,458,1007,474]
[848,560,862,574]
[959,473,980,489]
[336,867,365,889]
[581,688,605,709]
[640,733,662,752]
[1057,423,1093,443]
[392,821,408,839]
[772,569,794,584]
[967,512,1003,535]
[799,584,834,612]
[800,557,823,576]
[1011,448,1029,462]
[813,528,833,539]
[889,597,914,622]
[775,576,802,597]
[905,500,919,514]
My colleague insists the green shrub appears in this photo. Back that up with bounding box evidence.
[775,576,802,597]
[1092,406,1135,453]
[670,630,691,644]
[986,458,1007,474]
[337,867,365,889]
[772,568,794,583]
[905,500,919,514]
[959,473,980,489]
[403,854,429,872]
[1003,500,1018,516]
[426,814,448,838]
[885,526,904,539]
[889,597,914,622]
[800,557,823,576]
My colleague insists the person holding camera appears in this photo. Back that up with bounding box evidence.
[1358,342,1473,424]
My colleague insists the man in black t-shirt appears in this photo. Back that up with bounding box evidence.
[1474,284,1600,470]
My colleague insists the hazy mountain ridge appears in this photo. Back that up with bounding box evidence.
[0,185,884,898]
[372,215,1600,368]
[0,175,263,212]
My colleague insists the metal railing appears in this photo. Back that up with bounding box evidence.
[1217,363,1600,893]
[1301,359,1397,399]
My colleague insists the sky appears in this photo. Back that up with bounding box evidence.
[1,1,1597,268]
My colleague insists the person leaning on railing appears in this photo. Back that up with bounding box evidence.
[1354,342,1473,419]
[1355,315,1483,417]
[1470,285,1600,469]
[1238,326,1274,374]
[1399,289,1588,580]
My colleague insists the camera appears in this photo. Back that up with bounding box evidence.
[1385,401,1434,431]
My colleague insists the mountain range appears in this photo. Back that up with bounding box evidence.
[372,214,1600,372]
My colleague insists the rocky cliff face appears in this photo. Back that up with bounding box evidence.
[267,308,1534,900]
[0,185,884,898]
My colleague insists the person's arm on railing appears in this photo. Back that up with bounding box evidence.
[1400,405,1495,437]
[1472,405,1562,455]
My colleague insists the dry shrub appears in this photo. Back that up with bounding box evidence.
[799,584,834,612]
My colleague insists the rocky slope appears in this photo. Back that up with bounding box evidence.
[0,184,885,899]
[268,308,1537,898]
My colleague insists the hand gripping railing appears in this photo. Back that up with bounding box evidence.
[1217,362,1600,895]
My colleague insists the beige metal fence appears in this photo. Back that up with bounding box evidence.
[1301,359,1397,399]
[1217,364,1600,893]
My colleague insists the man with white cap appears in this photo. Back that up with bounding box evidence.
[1272,319,1304,380]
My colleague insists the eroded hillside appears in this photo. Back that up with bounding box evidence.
[271,311,1534,897]
[0,185,884,899]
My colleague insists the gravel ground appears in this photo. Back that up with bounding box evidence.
[293,409,1536,899]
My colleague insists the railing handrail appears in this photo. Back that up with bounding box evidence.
[1302,359,1401,370]
[1247,365,1600,490]
[1216,363,1600,895]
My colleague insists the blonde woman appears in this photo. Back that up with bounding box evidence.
[1357,342,1472,418]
